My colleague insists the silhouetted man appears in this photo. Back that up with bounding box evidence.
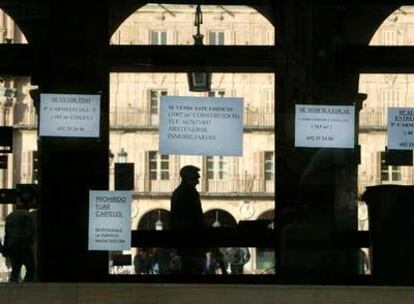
[170,165,206,274]
[4,202,35,282]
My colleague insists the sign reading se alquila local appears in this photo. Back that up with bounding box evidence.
[295,104,355,149]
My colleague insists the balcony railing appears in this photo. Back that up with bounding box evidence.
[113,176,275,194]
[110,106,275,128]
[110,108,150,127]
[13,106,274,128]
[359,107,387,129]
[358,178,410,196]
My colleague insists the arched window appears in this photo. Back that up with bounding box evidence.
[256,210,275,273]
[110,3,276,280]
[111,4,274,46]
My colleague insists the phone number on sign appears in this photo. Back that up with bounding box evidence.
[306,135,334,141]
[57,126,85,132]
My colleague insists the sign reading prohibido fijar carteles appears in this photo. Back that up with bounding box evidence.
[295,104,355,148]
[159,96,243,156]
[88,191,132,251]
[39,93,100,138]
[388,107,414,150]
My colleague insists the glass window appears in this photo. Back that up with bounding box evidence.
[380,152,401,182]
[381,29,398,45]
[209,31,225,45]
[264,151,274,181]
[380,88,400,105]
[207,156,228,180]
[151,30,167,45]
[149,151,169,180]
[208,90,225,97]
[32,150,38,184]
[149,90,167,115]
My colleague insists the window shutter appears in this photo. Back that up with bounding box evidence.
[232,156,240,181]
[253,152,265,191]
[373,152,381,184]
[32,151,39,184]
[144,151,150,191]
[170,155,180,182]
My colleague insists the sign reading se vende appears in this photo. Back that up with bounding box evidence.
[39,93,100,138]
[159,96,243,156]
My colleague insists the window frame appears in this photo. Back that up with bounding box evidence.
[380,151,402,183]
[149,151,170,180]
[150,30,168,45]
[264,151,274,182]
[208,30,226,45]
[149,89,168,115]
[206,156,228,180]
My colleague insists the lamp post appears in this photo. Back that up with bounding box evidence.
[212,210,221,227]
[187,4,211,92]
[117,148,127,163]
[155,209,163,230]
[114,148,134,190]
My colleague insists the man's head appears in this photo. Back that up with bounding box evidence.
[180,165,200,187]
[15,202,28,210]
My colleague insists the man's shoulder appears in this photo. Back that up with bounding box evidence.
[171,185,181,196]
[172,184,187,195]
[6,210,30,220]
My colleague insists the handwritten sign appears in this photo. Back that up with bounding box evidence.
[39,93,100,137]
[159,96,243,156]
[88,191,132,251]
[295,104,355,148]
[388,107,414,150]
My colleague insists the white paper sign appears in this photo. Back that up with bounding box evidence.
[159,96,243,156]
[39,93,100,137]
[388,107,414,150]
[295,104,355,148]
[88,191,132,251]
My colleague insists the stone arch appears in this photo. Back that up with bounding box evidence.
[358,6,414,198]
[257,209,274,221]
[0,9,28,44]
[137,208,170,230]
[364,6,410,45]
[203,208,237,228]
[255,209,275,273]
[109,3,275,43]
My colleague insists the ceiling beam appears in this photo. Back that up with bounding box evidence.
[338,46,414,74]
[0,44,280,75]
[110,45,280,73]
